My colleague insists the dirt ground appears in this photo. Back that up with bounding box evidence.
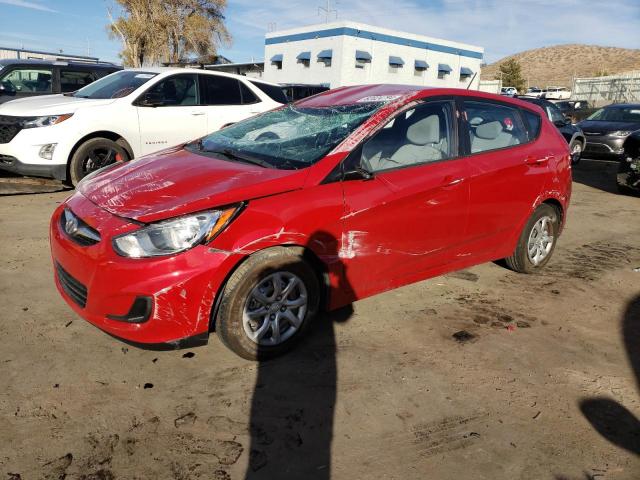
[0,159,639,480]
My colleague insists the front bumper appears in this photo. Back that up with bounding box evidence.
[0,120,73,180]
[582,135,626,159]
[0,154,66,179]
[50,192,244,345]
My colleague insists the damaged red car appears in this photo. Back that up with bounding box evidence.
[50,84,571,359]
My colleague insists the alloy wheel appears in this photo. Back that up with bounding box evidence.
[527,215,554,266]
[242,271,308,346]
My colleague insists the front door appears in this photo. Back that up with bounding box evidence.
[136,73,208,156]
[339,99,470,299]
[0,66,53,103]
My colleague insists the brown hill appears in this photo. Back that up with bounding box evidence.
[481,44,640,89]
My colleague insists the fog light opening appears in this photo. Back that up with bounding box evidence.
[39,143,57,160]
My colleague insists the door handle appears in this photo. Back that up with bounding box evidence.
[191,112,206,116]
[443,176,465,187]
[525,155,553,164]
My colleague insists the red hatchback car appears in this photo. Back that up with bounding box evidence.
[50,85,571,359]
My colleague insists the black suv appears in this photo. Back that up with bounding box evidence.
[0,59,121,104]
[518,97,586,164]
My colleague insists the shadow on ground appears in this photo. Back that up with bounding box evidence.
[571,159,621,194]
[579,295,640,456]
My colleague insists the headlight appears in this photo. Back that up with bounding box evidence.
[112,206,241,258]
[608,130,632,137]
[22,113,73,129]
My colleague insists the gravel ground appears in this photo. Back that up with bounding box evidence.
[0,159,639,479]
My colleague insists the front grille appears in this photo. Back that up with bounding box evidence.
[56,263,88,308]
[0,115,23,144]
[584,143,613,153]
[584,131,603,136]
[60,208,101,246]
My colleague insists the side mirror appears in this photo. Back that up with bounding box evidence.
[0,82,16,96]
[343,165,374,181]
[137,91,165,107]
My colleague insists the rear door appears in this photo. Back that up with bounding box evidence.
[461,98,549,254]
[339,99,470,299]
[198,74,263,133]
[136,73,209,156]
[58,68,96,94]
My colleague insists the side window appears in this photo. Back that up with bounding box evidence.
[60,70,95,93]
[146,74,198,106]
[463,100,527,154]
[249,80,288,104]
[547,105,565,123]
[239,82,259,104]
[201,75,242,105]
[522,110,542,141]
[362,101,454,173]
[1,68,52,93]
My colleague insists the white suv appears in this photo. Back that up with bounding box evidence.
[0,68,287,185]
[543,86,571,100]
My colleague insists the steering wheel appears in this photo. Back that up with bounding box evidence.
[255,131,280,141]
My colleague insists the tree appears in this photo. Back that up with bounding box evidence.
[496,58,526,93]
[108,0,231,67]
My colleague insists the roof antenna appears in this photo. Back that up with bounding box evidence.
[467,71,478,90]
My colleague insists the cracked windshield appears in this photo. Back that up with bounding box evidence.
[195,102,384,169]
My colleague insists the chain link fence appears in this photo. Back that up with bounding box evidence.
[572,71,640,107]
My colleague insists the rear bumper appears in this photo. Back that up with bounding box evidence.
[50,192,244,345]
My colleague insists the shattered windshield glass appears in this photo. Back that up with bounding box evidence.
[192,102,384,169]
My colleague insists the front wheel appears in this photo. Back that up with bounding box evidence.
[569,140,583,165]
[504,204,560,274]
[69,137,129,186]
[216,247,320,360]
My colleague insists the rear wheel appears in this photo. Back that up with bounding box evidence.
[504,204,560,273]
[69,137,129,186]
[216,247,320,360]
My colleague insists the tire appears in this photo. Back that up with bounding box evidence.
[69,137,129,186]
[216,247,320,360]
[504,204,560,274]
[569,139,583,165]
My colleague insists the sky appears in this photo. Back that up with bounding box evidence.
[0,0,639,64]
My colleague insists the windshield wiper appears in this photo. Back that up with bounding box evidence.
[209,148,275,169]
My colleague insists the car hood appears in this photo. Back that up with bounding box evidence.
[0,94,117,116]
[78,148,307,223]
[577,120,640,134]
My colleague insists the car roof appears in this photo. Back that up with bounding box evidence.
[602,103,640,109]
[297,84,545,110]
[0,58,119,68]
[121,67,282,87]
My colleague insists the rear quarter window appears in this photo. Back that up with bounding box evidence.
[522,109,542,141]
[249,81,288,104]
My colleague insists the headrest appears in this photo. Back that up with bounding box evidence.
[406,114,440,145]
[475,121,502,140]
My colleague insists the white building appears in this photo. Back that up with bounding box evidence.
[263,21,484,89]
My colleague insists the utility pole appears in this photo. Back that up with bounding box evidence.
[318,0,337,23]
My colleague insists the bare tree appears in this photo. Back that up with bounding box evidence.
[108,0,231,67]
